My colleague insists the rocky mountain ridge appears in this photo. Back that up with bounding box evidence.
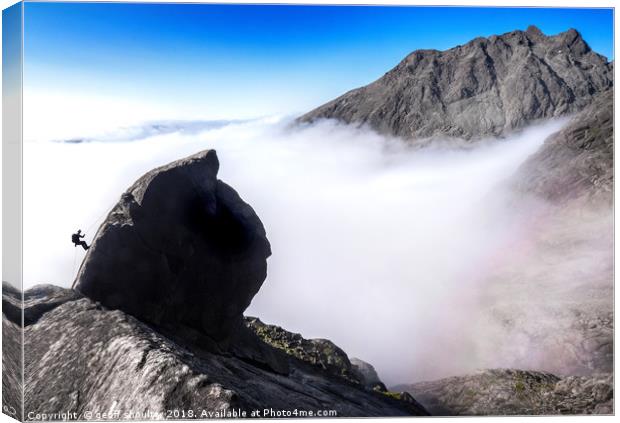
[394,369,613,415]
[300,26,612,141]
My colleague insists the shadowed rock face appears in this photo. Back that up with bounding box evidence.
[74,150,271,344]
[300,26,612,141]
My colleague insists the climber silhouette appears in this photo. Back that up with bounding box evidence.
[71,230,89,250]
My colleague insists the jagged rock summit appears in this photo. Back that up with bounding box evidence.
[300,26,613,141]
[74,150,271,345]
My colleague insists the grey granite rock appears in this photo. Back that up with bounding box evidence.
[245,317,364,385]
[244,318,424,407]
[2,283,22,421]
[14,286,427,419]
[3,283,82,327]
[300,26,612,142]
[74,150,271,346]
[394,369,613,415]
[2,281,21,326]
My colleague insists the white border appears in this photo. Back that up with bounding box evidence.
[0,2,616,423]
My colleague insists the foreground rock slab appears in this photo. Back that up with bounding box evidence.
[13,286,427,419]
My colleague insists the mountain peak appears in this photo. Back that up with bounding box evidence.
[557,27,590,54]
[299,27,612,141]
[525,25,545,36]
[525,25,544,37]
[561,27,581,38]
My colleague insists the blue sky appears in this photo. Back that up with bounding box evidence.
[23,2,614,121]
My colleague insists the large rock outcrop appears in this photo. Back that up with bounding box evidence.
[300,26,612,141]
[394,369,613,415]
[4,285,427,418]
[74,150,271,345]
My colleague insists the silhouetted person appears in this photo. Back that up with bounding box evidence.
[72,230,89,250]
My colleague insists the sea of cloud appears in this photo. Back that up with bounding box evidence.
[23,116,571,384]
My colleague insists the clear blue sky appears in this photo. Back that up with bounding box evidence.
[23,2,614,120]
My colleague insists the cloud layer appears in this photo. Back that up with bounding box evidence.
[24,117,574,384]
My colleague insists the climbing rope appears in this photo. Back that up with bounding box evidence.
[84,202,114,236]
[72,247,78,273]
[70,247,79,289]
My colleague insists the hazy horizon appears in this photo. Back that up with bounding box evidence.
[23,3,613,142]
